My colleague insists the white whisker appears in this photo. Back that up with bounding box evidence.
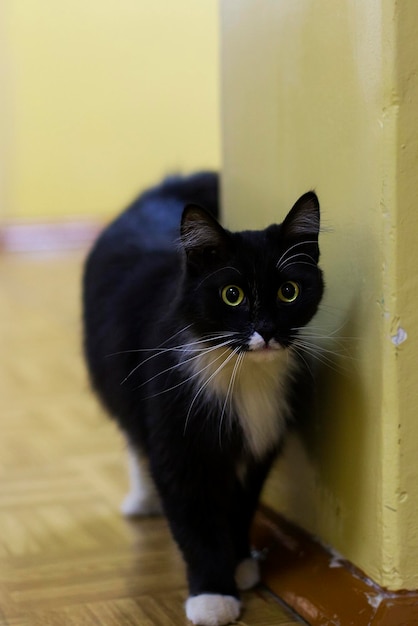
[280,260,318,272]
[294,333,357,362]
[184,347,239,435]
[218,350,244,448]
[158,323,194,348]
[291,338,349,374]
[292,320,354,339]
[276,240,318,271]
[195,266,242,290]
[143,346,234,401]
[291,346,315,381]
[119,332,238,385]
[131,338,237,390]
[278,252,317,269]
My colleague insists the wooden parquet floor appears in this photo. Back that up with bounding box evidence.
[0,251,303,626]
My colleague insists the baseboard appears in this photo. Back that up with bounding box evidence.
[252,505,418,626]
[0,219,103,253]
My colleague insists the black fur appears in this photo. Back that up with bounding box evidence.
[82,171,324,608]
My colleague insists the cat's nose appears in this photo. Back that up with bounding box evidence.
[256,326,275,345]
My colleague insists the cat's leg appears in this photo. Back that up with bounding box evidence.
[232,456,275,591]
[174,511,242,626]
[180,507,241,625]
[233,485,260,593]
[233,496,260,592]
[183,529,241,626]
[120,445,162,516]
[149,457,241,625]
[234,555,260,591]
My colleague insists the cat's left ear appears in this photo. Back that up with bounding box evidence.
[281,191,320,240]
[180,204,231,268]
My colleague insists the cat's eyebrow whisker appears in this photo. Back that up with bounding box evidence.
[280,260,318,272]
[194,266,243,291]
[276,240,318,271]
[278,251,317,271]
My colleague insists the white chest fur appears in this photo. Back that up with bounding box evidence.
[185,343,297,459]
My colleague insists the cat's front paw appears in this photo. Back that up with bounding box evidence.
[235,557,260,590]
[120,491,162,517]
[185,594,241,626]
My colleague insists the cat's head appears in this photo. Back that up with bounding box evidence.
[179,192,324,357]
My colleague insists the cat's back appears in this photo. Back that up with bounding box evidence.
[82,171,219,396]
[97,170,218,255]
[84,171,219,298]
[126,170,219,252]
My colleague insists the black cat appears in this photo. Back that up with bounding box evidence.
[82,172,324,626]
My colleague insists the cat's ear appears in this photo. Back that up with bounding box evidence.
[281,191,320,240]
[180,204,230,267]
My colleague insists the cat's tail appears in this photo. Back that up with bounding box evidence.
[146,171,220,219]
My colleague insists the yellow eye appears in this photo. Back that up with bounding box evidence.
[221,285,245,307]
[278,281,300,303]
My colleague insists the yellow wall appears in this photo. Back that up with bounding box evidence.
[221,0,418,590]
[1,1,219,220]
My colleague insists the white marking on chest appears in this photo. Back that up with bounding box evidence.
[185,336,297,459]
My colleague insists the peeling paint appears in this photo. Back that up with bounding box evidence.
[366,592,385,609]
[391,327,408,346]
[328,548,344,569]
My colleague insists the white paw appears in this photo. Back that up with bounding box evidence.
[120,491,162,517]
[235,557,260,591]
[185,594,241,626]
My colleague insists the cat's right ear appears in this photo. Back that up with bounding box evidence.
[180,204,230,268]
[281,191,320,240]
